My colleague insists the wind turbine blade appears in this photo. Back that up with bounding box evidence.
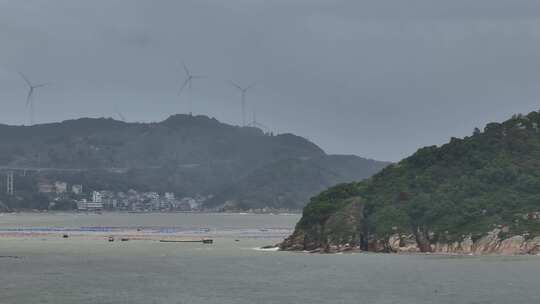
[228,80,242,90]
[178,79,190,95]
[246,82,257,90]
[183,64,190,76]
[192,75,206,79]
[33,83,50,89]
[113,105,125,121]
[250,120,268,130]
[116,111,126,121]
[19,72,32,86]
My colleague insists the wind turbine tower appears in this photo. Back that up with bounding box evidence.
[19,72,49,125]
[229,81,255,126]
[179,64,206,115]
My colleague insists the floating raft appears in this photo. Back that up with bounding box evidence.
[159,239,213,244]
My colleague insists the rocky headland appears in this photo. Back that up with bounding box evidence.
[280,112,540,255]
[280,210,540,255]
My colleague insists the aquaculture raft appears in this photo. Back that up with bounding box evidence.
[159,239,213,244]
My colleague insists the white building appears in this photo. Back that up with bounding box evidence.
[181,197,198,210]
[55,181,68,194]
[92,191,103,203]
[145,192,160,200]
[77,199,103,211]
[72,184,83,195]
[37,180,55,193]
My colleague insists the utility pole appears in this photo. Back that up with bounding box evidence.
[6,171,14,196]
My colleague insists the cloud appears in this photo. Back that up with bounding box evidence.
[0,0,539,161]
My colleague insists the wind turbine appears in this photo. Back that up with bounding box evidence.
[229,81,255,126]
[179,64,206,115]
[115,106,126,122]
[248,109,269,133]
[19,72,49,125]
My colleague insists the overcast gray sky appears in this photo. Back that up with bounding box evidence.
[1,0,540,161]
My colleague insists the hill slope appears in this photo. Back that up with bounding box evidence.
[0,115,388,210]
[207,155,387,210]
[281,111,540,254]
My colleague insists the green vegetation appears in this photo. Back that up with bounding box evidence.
[207,155,385,210]
[296,111,540,244]
[298,183,362,227]
[0,115,388,210]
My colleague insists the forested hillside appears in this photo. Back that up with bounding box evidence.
[281,111,540,253]
[0,115,388,210]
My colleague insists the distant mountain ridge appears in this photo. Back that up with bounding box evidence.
[0,115,389,210]
[0,115,323,170]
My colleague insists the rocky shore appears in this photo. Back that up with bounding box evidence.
[280,227,540,255]
[278,199,540,255]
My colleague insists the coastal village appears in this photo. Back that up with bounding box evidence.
[0,172,300,214]
[38,179,210,212]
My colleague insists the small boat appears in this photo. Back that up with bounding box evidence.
[120,238,129,242]
[108,236,115,242]
[62,234,69,239]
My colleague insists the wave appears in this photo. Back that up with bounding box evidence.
[253,246,279,252]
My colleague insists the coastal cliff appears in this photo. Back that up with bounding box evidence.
[281,195,366,252]
[281,222,540,255]
[280,111,540,255]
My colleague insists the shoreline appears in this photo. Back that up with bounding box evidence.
[0,210,302,216]
[260,245,540,257]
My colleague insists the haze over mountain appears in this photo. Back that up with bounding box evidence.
[0,114,389,210]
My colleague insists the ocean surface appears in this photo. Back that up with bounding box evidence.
[0,212,539,304]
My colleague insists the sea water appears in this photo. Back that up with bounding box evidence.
[0,213,539,304]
